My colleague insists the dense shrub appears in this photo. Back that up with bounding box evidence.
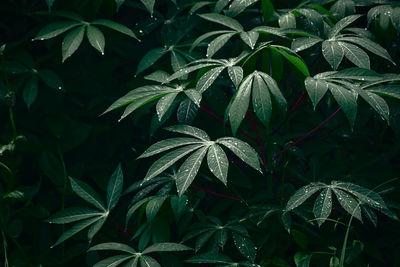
[1,0,400,266]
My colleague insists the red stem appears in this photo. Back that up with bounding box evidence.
[274,107,342,159]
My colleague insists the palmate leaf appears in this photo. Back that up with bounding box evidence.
[304,77,329,109]
[329,83,358,127]
[207,32,237,58]
[225,0,258,17]
[140,256,161,267]
[285,183,326,212]
[156,92,179,120]
[227,66,243,87]
[89,242,136,253]
[228,71,286,134]
[34,21,81,40]
[164,125,210,141]
[88,216,107,242]
[87,25,105,54]
[332,188,362,221]
[239,31,259,49]
[196,66,226,92]
[141,242,192,254]
[322,41,344,70]
[279,12,296,29]
[136,47,168,76]
[177,98,199,124]
[328,14,362,38]
[146,195,168,221]
[92,19,138,39]
[138,137,204,158]
[338,41,370,69]
[93,255,134,267]
[291,37,322,53]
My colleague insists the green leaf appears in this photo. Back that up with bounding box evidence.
[69,177,106,211]
[23,76,38,109]
[164,125,210,141]
[367,85,400,100]
[186,253,232,264]
[232,233,257,262]
[195,230,215,251]
[177,99,199,124]
[227,66,243,88]
[228,74,252,135]
[332,188,362,221]
[252,72,272,128]
[170,51,187,79]
[47,207,103,224]
[139,138,203,159]
[115,0,125,11]
[196,66,225,92]
[261,0,274,23]
[87,25,105,55]
[143,144,205,182]
[52,216,101,247]
[89,242,136,253]
[217,137,261,172]
[327,68,381,81]
[259,72,287,111]
[156,92,179,120]
[304,77,329,109]
[38,69,63,89]
[329,256,340,267]
[313,188,333,227]
[45,0,55,10]
[88,216,107,241]
[337,36,395,65]
[338,41,370,69]
[322,41,344,70]
[328,14,362,38]
[198,13,243,32]
[170,195,188,220]
[225,0,258,17]
[272,47,310,76]
[176,146,208,195]
[144,70,170,83]
[239,31,259,49]
[120,94,166,121]
[93,255,134,267]
[329,83,357,127]
[35,21,81,40]
[146,196,168,221]
[107,163,123,210]
[184,89,202,106]
[124,258,139,267]
[167,63,220,82]
[333,182,388,211]
[294,252,312,267]
[285,183,325,211]
[136,48,168,76]
[62,26,85,62]
[142,242,192,254]
[139,256,161,267]
[191,30,234,51]
[207,32,236,58]
[279,12,296,29]
[291,37,322,53]
[352,87,389,122]
[140,0,156,15]
[207,144,229,185]
[92,19,138,39]
[126,196,156,225]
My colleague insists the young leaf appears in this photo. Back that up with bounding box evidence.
[62,26,85,62]
[69,177,106,211]
[313,188,333,227]
[217,137,261,172]
[87,25,105,55]
[176,146,208,195]
[207,144,229,185]
[107,163,123,210]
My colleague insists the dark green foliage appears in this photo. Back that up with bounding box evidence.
[1,0,400,266]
